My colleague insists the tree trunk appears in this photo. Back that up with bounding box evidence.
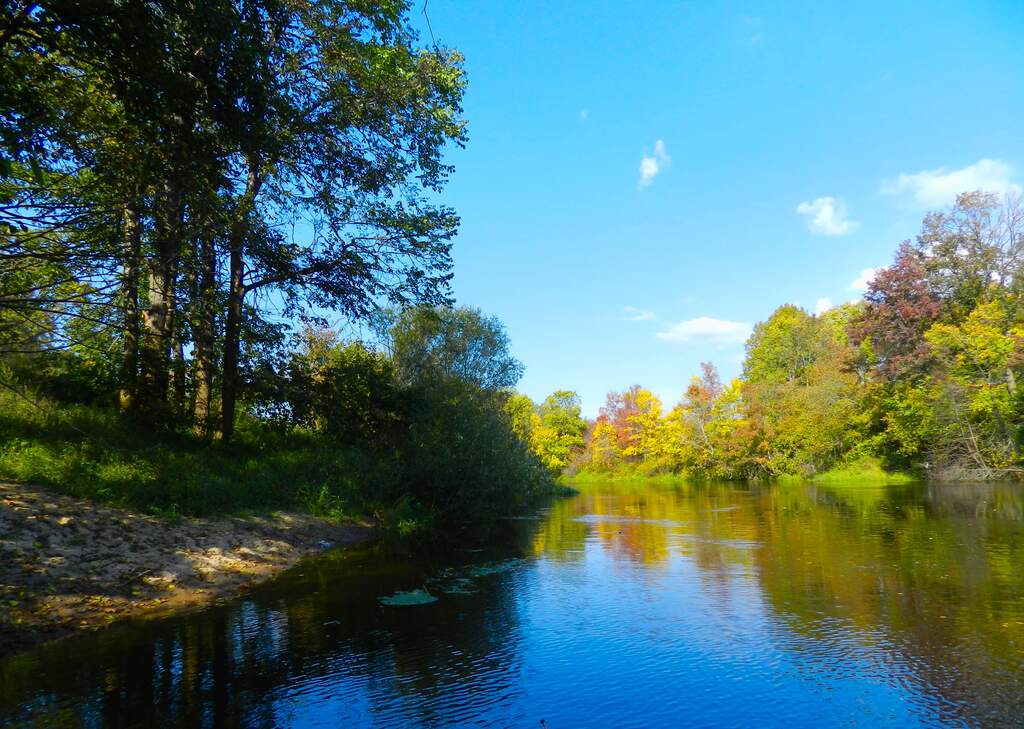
[221,162,262,442]
[171,331,187,416]
[138,178,183,423]
[221,236,243,442]
[119,198,141,410]
[192,234,217,437]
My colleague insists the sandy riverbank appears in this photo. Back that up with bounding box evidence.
[0,481,372,657]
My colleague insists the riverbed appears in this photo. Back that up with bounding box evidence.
[3,480,1023,727]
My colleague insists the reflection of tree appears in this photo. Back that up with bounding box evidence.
[751,482,1024,724]
[531,497,588,559]
[531,480,1024,724]
[534,482,758,578]
[0,544,529,727]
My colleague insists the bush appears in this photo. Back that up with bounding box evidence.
[395,381,551,524]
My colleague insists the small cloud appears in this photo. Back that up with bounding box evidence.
[880,158,1020,208]
[738,15,765,45]
[795,197,858,236]
[814,297,833,315]
[638,139,670,188]
[848,267,881,293]
[579,109,589,121]
[656,316,751,345]
[622,306,656,322]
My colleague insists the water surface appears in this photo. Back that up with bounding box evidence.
[3,480,1024,727]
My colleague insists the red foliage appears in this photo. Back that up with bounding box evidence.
[850,242,942,380]
[599,385,644,450]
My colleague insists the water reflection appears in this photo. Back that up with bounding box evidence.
[2,481,1024,727]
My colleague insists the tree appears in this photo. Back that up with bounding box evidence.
[504,392,536,443]
[390,306,524,391]
[914,191,1024,319]
[599,385,645,452]
[849,244,942,382]
[584,418,620,471]
[214,0,467,440]
[0,1,468,440]
[743,305,861,476]
[529,390,587,475]
[923,295,1024,471]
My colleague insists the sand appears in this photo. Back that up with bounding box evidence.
[0,481,371,656]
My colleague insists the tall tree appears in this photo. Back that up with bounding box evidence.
[390,306,523,391]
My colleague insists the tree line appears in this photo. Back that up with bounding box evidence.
[570,192,1024,482]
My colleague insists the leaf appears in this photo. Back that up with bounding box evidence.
[378,588,438,606]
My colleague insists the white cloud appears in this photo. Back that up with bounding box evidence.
[738,15,765,46]
[656,316,751,345]
[848,267,881,293]
[795,197,858,236]
[814,297,833,315]
[638,139,670,188]
[622,306,655,322]
[880,158,1020,208]
[579,108,589,121]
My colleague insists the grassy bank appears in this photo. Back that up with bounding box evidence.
[567,470,691,485]
[776,458,919,486]
[0,389,374,518]
[569,457,918,487]
[0,380,557,536]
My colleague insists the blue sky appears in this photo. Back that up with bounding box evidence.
[411,1,1024,416]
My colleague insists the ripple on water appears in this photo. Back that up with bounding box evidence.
[4,481,1024,727]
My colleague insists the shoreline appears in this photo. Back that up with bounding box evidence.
[0,481,373,659]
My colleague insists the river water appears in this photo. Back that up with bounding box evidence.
[3,480,1024,727]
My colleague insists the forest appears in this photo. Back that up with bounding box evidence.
[0,0,555,531]
[3,2,1024,543]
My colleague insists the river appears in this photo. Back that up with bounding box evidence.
[3,480,1024,727]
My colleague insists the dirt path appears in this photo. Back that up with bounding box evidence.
[0,481,372,657]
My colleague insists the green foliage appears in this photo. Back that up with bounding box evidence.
[743,304,826,386]
[0,387,352,515]
[2,0,468,438]
[279,327,403,445]
[396,380,551,524]
[0,303,556,531]
[530,391,588,474]
[504,390,588,476]
[390,306,524,390]
[0,1,553,536]
[808,457,919,486]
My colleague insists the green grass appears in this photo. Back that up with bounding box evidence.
[0,385,562,534]
[570,457,918,488]
[568,469,690,485]
[0,389,384,518]
[776,457,918,486]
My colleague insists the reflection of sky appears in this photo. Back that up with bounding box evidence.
[509,493,955,728]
